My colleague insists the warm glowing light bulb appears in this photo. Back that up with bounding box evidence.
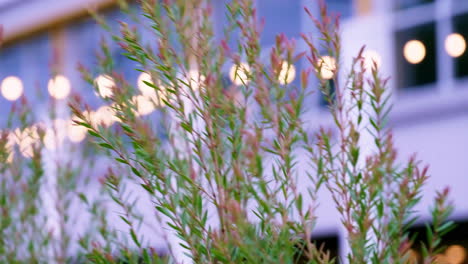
[435,254,447,264]
[95,75,115,98]
[403,40,426,64]
[445,33,466,58]
[67,119,87,143]
[406,249,419,264]
[138,72,155,96]
[15,126,40,158]
[1,76,23,101]
[229,63,251,85]
[445,245,466,264]
[44,119,67,150]
[317,56,337,80]
[278,61,296,84]
[181,70,205,91]
[133,95,155,116]
[48,75,71,99]
[137,72,167,107]
[94,105,118,127]
[44,129,59,150]
[5,132,15,163]
[363,50,382,71]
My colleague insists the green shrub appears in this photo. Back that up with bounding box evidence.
[0,1,454,263]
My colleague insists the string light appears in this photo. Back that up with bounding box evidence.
[185,70,205,91]
[5,132,15,163]
[445,245,466,264]
[317,56,337,80]
[43,119,67,150]
[133,95,155,116]
[137,72,166,107]
[15,126,40,158]
[48,75,71,100]
[278,61,296,84]
[1,76,23,101]
[95,74,115,98]
[363,50,382,71]
[403,40,426,64]
[94,105,118,127]
[406,249,419,264]
[229,63,251,85]
[138,72,155,97]
[445,33,466,58]
[67,119,87,143]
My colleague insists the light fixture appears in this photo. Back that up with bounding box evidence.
[445,33,466,58]
[403,40,426,64]
[317,56,337,80]
[94,105,118,127]
[133,95,155,116]
[229,63,251,85]
[44,119,67,150]
[137,72,155,97]
[44,129,60,150]
[445,245,466,264]
[186,70,205,91]
[48,75,71,100]
[5,132,15,163]
[95,74,115,98]
[278,61,296,84]
[1,76,23,101]
[83,110,97,126]
[406,249,419,264]
[137,72,166,107]
[435,254,447,263]
[15,126,40,158]
[363,50,382,71]
[67,119,87,143]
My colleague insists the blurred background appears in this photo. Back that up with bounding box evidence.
[0,0,467,263]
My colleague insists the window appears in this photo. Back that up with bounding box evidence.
[319,80,336,107]
[453,13,468,79]
[0,33,51,126]
[408,219,468,264]
[310,234,340,263]
[395,0,434,10]
[395,22,437,89]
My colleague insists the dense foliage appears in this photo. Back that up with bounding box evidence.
[0,1,454,263]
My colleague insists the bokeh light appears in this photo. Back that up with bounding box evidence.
[445,245,466,264]
[363,50,382,71]
[403,40,426,64]
[186,70,205,91]
[406,249,419,264]
[137,72,167,107]
[317,56,337,80]
[445,33,466,58]
[137,72,155,97]
[5,132,15,163]
[43,119,67,150]
[94,105,118,127]
[48,75,71,100]
[1,76,24,101]
[15,126,40,158]
[95,74,115,98]
[278,61,296,84]
[67,119,87,143]
[133,95,155,116]
[229,63,251,85]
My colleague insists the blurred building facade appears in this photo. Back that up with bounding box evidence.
[0,0,467,262]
